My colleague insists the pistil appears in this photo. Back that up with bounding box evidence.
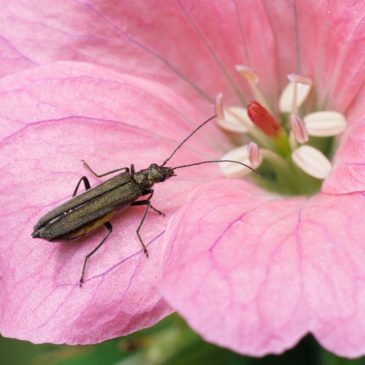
[247,101,281,138]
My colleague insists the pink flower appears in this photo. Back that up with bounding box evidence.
[1,0,365,358]
[0,62,227,344]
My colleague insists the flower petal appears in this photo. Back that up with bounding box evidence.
[159,180,365,357]
[263,0,326,88]
[0,1,280,106]
[315,1,365,111]
[2,1,364,115]
[0,61,224,344]
[323,118,365,194]
[264,0,365,113]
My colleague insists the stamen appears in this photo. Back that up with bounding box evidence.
[303,111,347,137]
[215,94,252,133]
[248,142,261,166]
[235,65,271,111]
[247,101,281,137]
[292,145,332,179]
[287,73,312,85]
[279,74,312,113]
[214,93,224,119]
[290,113,308,143]
[220,144,261,177]
[216,65,341,195]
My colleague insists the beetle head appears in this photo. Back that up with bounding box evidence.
[147,163,175,184]
[134,163,175,188]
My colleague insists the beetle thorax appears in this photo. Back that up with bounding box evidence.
[133,164,174,188]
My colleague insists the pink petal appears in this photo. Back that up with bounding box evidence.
[159,180,365,357]
[323,117,365,194]
[263,0,325,90]
[315,1,365,112]
[0,61,224,344]
[2,1,364,113]
[265,0,365,113]
[0,1,279,107]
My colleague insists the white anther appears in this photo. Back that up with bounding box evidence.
[235,64,271,111]
[290,113,308,144]
[220,144,261,178]
[303,111,347,137]
[217,106,253,133]
[292,145,332,179]
[215,94,252,133]
[279,75,312,113]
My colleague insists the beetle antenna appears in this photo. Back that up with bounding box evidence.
[172,160,260,175]
[161,114,217,166]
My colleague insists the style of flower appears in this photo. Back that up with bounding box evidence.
[1,0,365,359]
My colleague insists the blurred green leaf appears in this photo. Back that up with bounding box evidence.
[35,339,127,365]
[2,315,365,365]
[0,337,128,365]
[0,336,53,365]
[321,351,365,365]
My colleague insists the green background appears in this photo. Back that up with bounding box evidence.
[1,315,364,365]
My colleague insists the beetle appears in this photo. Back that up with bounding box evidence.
[32,115,257,286]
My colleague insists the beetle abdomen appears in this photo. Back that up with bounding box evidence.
[33,177,144,241]
[58,211,116,240]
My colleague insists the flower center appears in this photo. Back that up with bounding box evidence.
[216,67,347,196]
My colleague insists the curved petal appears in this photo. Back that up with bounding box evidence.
[322,117,365,194]
[159,180,365,357]
[0,0,278,106]
[2,1,365,114]
[0,62,225,344]
[316,1,365,112]
[263,0,325,89]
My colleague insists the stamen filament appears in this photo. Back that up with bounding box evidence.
[235,65,271,112]
[292,81,298,114]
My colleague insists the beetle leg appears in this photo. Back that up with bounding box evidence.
[79,221,112,287]
[132,200,165,216]
[72,176,91,197]
[82,160,130,178]
[133,202,151,257]
[132,192,165,258]
[132,190,165,216]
